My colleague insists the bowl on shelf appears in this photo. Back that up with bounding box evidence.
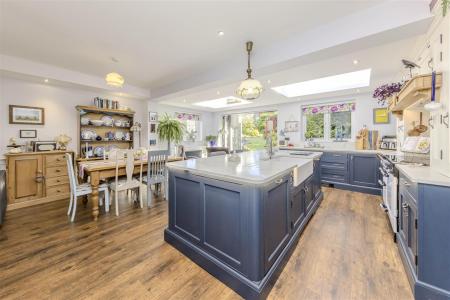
[81,117,90,125]
[114,120,123,127]
[91,120,104,126]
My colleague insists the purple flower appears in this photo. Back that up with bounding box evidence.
[312,107,318,114]
[330,105,338,112]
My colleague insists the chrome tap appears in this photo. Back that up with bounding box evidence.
[266,135,274,159]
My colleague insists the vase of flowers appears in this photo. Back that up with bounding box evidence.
[373,82,404,105]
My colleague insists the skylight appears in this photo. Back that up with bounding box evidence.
[271,69,371,98]
[193,96,251,109]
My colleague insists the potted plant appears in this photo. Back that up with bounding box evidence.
[205,135,217,147]
[157,114,185,154]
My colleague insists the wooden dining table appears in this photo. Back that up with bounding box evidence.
[78,156,183,220]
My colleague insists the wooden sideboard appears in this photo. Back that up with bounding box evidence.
[5,151,73,210]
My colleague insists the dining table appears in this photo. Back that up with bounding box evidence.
[78,156,183,220]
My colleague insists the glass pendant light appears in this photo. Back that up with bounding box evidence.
[105,72,124,88]
[236,41,263,100]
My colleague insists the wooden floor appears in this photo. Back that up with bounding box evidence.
[0,188,412,300]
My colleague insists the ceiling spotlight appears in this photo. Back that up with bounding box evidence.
[44,79,49,83]
[183,99,187,103]
[356,89,360,93]
[217,31,225,37]
[216,91,221,95]
[353,59,359,65]
[267,79,271,84]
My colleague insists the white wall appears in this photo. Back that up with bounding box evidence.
[0,75,149,157]
[147,102,215,150]
[213,92,396,147]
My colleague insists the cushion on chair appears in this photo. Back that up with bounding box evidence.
[109,179,141,191]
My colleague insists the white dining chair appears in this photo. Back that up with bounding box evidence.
[109,149,144,216]
[142,150,168,207]
[66,154,110,222]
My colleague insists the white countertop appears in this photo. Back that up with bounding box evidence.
[279,146,397,155]
[167,150,321,185]
[396,165,450,187]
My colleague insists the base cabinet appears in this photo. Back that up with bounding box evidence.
[397,172,450,299]
[165,164,323,299]
[6,151,73,210]
[319,152,381,195]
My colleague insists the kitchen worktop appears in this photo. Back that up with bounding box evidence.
[167,150,321,185]
[396,164,450,187]
[279,146,397,155]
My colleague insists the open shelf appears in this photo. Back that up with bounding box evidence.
[80,140,133,143]
[389,73,442,113]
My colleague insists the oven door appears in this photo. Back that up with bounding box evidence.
[386,174,398,232]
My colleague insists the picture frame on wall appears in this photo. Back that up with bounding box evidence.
[149,112,158,122]
[9,105,45,125]
[149,123,157,133]
[373,108,390,124]
[19,129,37,138]
[284,121,299,132]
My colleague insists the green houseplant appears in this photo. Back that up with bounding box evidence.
[157,114,185,154]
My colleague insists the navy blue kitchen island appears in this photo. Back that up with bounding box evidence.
[164,151,323,299]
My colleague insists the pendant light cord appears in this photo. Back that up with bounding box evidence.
[246,41,253,79]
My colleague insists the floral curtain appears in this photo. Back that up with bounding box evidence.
[302,102,355,115]
[175,112,200,121]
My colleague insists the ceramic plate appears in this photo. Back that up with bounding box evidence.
[101,115,114,126]
[81,129,97,140]
[115,131,124,140]
[93,146,105,157]
[81,117,90,125]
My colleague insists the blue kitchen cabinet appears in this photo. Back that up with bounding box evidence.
[397,172,450,299]
[319,151,381,195]
[262,174,292,273]
[290,181,305,232]
[348,154,380,188]
[165,164,323,299]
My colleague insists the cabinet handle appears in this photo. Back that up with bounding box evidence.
[402,203,409,209]
[56,169,61,173]
[274,178,283,184]
[403,181,410,187]
[304,186,309,192]
[443,113,449,128]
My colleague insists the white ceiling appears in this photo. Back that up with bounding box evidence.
[0,1,384,89]
[160,35,423,112]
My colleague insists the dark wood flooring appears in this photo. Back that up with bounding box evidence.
[0,188,412,299]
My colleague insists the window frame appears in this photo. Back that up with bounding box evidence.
[301,104,355,142]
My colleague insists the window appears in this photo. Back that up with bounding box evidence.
[175,112,202,142]
[302,102,355,141]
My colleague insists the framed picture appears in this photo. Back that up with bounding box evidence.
[20,129,37,138]
[149,139,157,146]
[149,123,157,133]
[373,108,390,124]
[9,105,45,125]
[149,112,158,122]
[284,121,299,132]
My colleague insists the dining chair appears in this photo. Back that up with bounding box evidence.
[66,154,110,222]
[142,150,168,207]
[109,149,144,216]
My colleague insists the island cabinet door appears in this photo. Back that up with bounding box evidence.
[312,160,321,200]
[262,174,291,273]
[304,175,314,213]
[348,154,380,188]
[168,170,252,276]
[291,183,305,231]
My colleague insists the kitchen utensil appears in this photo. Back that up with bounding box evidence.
[414,112,428,133]
[101,116,114,126]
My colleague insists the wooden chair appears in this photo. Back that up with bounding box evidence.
[142,150,168,207]
[66,154,110,222]
[109,149,144,216]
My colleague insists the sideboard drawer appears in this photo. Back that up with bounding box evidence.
[46,184,70,196]
[46,176,69,187]
[46,165,67,178]
[45,154,67,167]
